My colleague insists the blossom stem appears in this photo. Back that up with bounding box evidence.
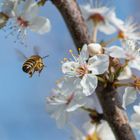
[101,36,118,47]
[37,0,47,6]
[92,24,98,43]
[113,82,133,87]
[81,106,98,115]
[97,76,106,83]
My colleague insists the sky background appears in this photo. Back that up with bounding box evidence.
[0,0,139,140]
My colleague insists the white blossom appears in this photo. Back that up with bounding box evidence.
[9,0,51,40]
[0,0,19,28]
[130,104,140,133]
[111,17,140,40]
[105,40,140,71]
[71,121,116,140]
[62,44,109,96]
[122,87,138,109]
[1,0,18,17]
[117,66,132,80]
[46,87,87,128]
[80,3,119,35]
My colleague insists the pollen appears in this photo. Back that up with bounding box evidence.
[118,31,126,39]
[134,78,140,90]
[69,49,73,53]
[85,132,100,140]
[78,47,81,52]
[76,64,89,77]
[63,58,68,61]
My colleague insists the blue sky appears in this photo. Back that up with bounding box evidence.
[0,0,139,140]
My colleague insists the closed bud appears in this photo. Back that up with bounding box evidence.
[88,43,103,56]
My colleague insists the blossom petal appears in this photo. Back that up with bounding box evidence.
[118,66,132,80]
[129,58,140,71]
[29,16,51,34]
[62,61,79,76]
[21,1,39,21]
[80,74,97,96]
[133,105,140,115]
[79,44,89,63]
[122,87,137,109]
[99,22,116,35]
[88,54,109,75]
[97,121,116,140]
[105,46,126,58]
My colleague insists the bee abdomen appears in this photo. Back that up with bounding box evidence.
[22,59,36,73]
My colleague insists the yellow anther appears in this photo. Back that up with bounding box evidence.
[69,49,73,53]
[63,58,68,61]
[78,48,81,52]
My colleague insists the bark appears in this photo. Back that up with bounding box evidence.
[96,83,136,140]
[51,0,136,140]
[51,0,90,51]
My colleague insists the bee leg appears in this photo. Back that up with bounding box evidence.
[29,72,33,78]
[29,70,34,77]
[38,67,44,76]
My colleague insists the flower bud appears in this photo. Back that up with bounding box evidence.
[88,43,103,56]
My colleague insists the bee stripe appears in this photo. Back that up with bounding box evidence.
[22,59,36,73]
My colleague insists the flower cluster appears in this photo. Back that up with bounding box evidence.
[0,0,51,42]
[46,1,140,139]
[1,0,140,139]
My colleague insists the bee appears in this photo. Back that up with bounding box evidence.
[16,47,49,77]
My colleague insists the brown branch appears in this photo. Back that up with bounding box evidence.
[96,83,136,140]
[51,0,136,140]
[51,0,90,51]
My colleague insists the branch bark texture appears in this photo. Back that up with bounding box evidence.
[51,0,90,51]
[51,0,136,140]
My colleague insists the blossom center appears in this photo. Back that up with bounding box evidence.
[118,31,126,39]
[76,64,89,77]
[89,13,104,24]
[85,132,100,140]
[66,93,74,105]
[134,78,140,89]
[17,17,29,27]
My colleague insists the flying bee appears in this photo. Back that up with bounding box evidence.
[16,47,49,77]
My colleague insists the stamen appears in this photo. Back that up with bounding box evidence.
[69,49,78,61]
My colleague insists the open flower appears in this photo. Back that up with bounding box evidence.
[111,17,140,40]
[80,2,119,35]
[62,44,109,96]
[10,0,51,40]
[46,87,87,128]
[130,104,140,133]
[105,40,140,71]
[0,0,18,28]
[122,87,138,109]
[71,121,116,140]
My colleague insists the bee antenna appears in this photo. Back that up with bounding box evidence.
[42,55,49,59]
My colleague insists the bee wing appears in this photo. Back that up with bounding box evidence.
[15,49,27,62]
[33,46,40,55]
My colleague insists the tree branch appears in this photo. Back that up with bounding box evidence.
[96,83,136,140]
[51,0,90,51]
[51,0,136,140]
